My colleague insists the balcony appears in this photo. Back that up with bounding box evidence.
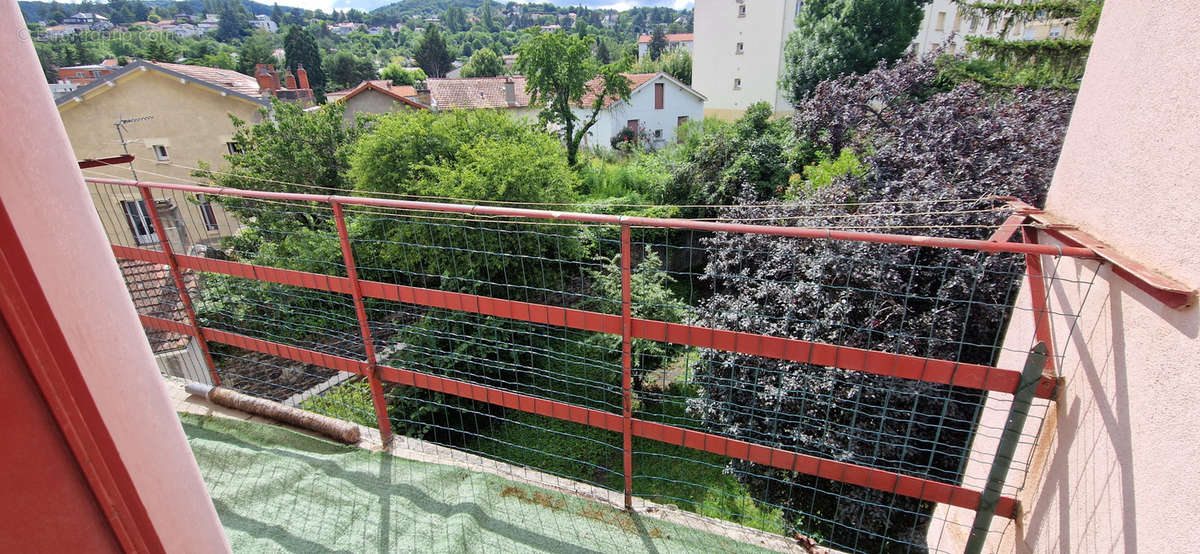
[84,177,1121,554]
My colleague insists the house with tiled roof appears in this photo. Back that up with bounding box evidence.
[574,72,705,151]
[427,72,705,150]
[426,76,540,121]
[636,33,694,60]
[327,80,428,124]
[56,60,308,250]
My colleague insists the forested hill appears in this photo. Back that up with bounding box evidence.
[19,1,277,23]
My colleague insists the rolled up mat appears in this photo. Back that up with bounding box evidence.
[185,383,361,444]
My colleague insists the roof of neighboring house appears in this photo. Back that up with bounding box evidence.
[56,60,267,107]
[637,33,694,44]
[119,259,195,353]
[328,80,427,109]
[579,73,658,107]
[427,76,532,110]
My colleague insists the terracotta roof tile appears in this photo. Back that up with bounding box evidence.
[428,76,532,110]
[119,259,196,353]
[637,33,694,44]
[579,73,658,108]
[149,61,263,98]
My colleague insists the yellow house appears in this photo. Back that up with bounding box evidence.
[57,60,269,252]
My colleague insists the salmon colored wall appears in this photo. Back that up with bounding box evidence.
[1,3,229,551]
[928,1,1200,551]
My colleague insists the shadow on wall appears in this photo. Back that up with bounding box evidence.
[1016,262,1200,553]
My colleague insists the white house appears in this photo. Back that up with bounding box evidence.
[636,33,694,60]
[692,0,800,120]
[249,15,278,33]
[574,72,706,151]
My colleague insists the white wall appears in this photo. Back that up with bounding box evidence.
[693,0,798,118]
[578,75,704,151]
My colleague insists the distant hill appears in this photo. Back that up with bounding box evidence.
[18,0,277,24]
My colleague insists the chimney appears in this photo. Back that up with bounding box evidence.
[284,71,297,89]
[254,64,274,94]
[296,64,310,90]
[504,77,517,107]
[268,64,281,92]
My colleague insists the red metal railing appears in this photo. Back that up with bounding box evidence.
[92,177,1109,521]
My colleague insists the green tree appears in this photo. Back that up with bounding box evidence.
[660,49,692,84]
[648,25,668,61]
[381,64,426,86]
[516,31,631,166]
[947,0,1103,88]
[595,38,612,64]
[459,48,504,78]
[143,37,180,62]
[214,0,249,41]
[414,25,454,78]
[325,50,376,90]
[284,26,327,95]
[781,0,930,102]
[237,32,278,75]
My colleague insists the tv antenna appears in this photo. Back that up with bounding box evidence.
[114,115,153,180]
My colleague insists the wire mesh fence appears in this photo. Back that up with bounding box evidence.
[89,177,1100,554]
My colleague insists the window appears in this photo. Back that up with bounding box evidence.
[626,119,639,133]
[987,18,995,32]
[936,12,946,31]
[654,83,664,110]
[677,116,688,127]
[736,42,744,54]
[953,14,962,32]
[226,142,242,155]
[733,78,742,89]
[198,195,219,231]
[1036,9,1047,18]
[75,72,85,77]
[91,70,103,78]
[653,129,662,139]
[1023,29,1037,40]
[1049,26,1063,38]
[120,200,158,245]
[912,42,920,55]
[970,17,978,31]
[737,4,746,17]
[153,144,169,162]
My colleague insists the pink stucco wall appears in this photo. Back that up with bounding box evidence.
[2,3,229,551]
[929,1,1200,552]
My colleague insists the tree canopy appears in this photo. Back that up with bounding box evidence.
[515,31,631,166]
[283,26,327,95]
[414,25,454,78]
[780,0,930,102]
[459,47,505,78]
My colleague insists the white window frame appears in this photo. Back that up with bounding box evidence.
[120,199,158,245]
[153,144,169,162]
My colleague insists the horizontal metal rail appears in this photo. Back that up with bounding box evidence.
[115,244,1058,399]
[135,312,1018,518]
[88,178,1097,258]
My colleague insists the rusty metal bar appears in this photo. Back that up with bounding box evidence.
[988,213,1027,243]
[331,201,394,444]
[77,155,135,169]
[112,244,1058,398]
[1004,197,1196,308]
[131,313,1021,518]
[1022,228,1058,382]
[138,186,221,386]
[620,223,634,510]
[87,178,1097,258]
[965,343,1049,552]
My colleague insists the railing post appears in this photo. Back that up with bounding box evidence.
[139,185,221,386]
[331,202,394,444]
[1022,228,1058,392]
[964,342,1049,554]
[620,222,634,510]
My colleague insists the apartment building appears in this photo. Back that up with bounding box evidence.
[912,0,1087,56]
[692,0,800,120]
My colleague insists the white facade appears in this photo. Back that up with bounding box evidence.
[578,73,705,151]
[911,1,1082,57]
[692,0,799,119]
[249,15,278,33]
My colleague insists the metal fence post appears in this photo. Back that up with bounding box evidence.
[964,342,1049,554]
[331,201,394,444]
[139,185,221,386]
[620,222,634,510]
[1022,229,1059,398]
